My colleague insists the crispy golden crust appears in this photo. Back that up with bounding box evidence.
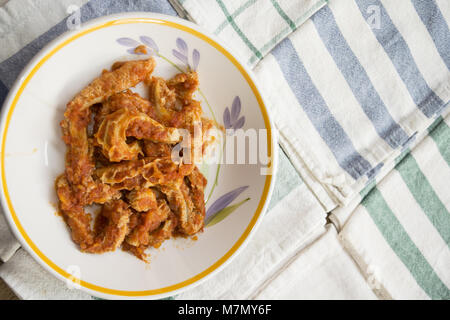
[95,108,180,162]
[160,167,207,236]
[127,188,157,212]
[83,199,133,253]
[56,58,211,261]
[61,58,155,188]
[126,199,171,247]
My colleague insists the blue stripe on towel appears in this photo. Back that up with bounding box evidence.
[411,0,450,69]
[272,38,373,180]
[0,0,176,90]
[311,6,410,149]
[0,80,8,107]
[356,0,445,118]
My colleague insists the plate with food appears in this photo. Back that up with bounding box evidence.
[0,12,277,299]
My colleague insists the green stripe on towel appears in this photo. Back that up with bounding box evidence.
[362,188,450,299]
[396,154,450,246]
[214,0,258,35]
[270,0,296,31]
[215,0,263,60]
[248,0,328,65]
[267,147,303,211]
[429,119,450,166]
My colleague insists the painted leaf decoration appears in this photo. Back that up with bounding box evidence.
[206,198,250,227]
[117,37,140,47]
[176,37,188,54]
[223,107,232,129]
[192,49,200,71]
[140,36,159,52]
[231,96,241,122]
[206,186,249,220]
[233,116,245,130]
[172,49,188,65]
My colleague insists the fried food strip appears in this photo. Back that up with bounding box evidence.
[160,167,207,235]
[83,199,133,253]
[147,72,199,124]
[168,100,202,129]
[55,175,95,248]
[148,73,207,165]
[66,59,155,114]
[126,199,171,247]
[146,212,178,247]
[95,157,193,189]
[61,59,155,187]
[142,141,172,158]
[127,188,157,212]
[56,175,123,249]
[167,72,199,106]
[147,77,177,124]
[122,201,175,261]
[56,59,212,260]
[95,108,180,162]
[94,90,156,132]
[170,101,204,165]
[126,111,181,142]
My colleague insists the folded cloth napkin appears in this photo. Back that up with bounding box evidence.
[0,249,94,300]
[253,225,377,300]
[340,113,450,299]
[179,0,450,210]
[171,0,328,67]
[0,213,20,262]
[330,106,450,230]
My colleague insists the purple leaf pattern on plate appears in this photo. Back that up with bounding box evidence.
[233,116,245,130]
[117,36,159,56]
[223,108,231,129]
[231,96,241,122]
[176,38,188,55]
[172,49,189,65]
[115,36,200,68]
[206,186,249,222]
[192,49,200,71]
[171,38,200,71]
[224,96,245,132]
[205,197,250,227]
[140,36,159,53]
[117,37,140,47]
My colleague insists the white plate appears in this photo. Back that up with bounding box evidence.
[0,13,277,299]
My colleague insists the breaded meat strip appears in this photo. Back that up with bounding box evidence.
[61,59,155,188]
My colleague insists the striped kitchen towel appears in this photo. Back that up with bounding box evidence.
[180,0,450,210]
[330,106,450,230]
[171,0,328,67]
[255,0,450,210]
[339,113,450,299]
